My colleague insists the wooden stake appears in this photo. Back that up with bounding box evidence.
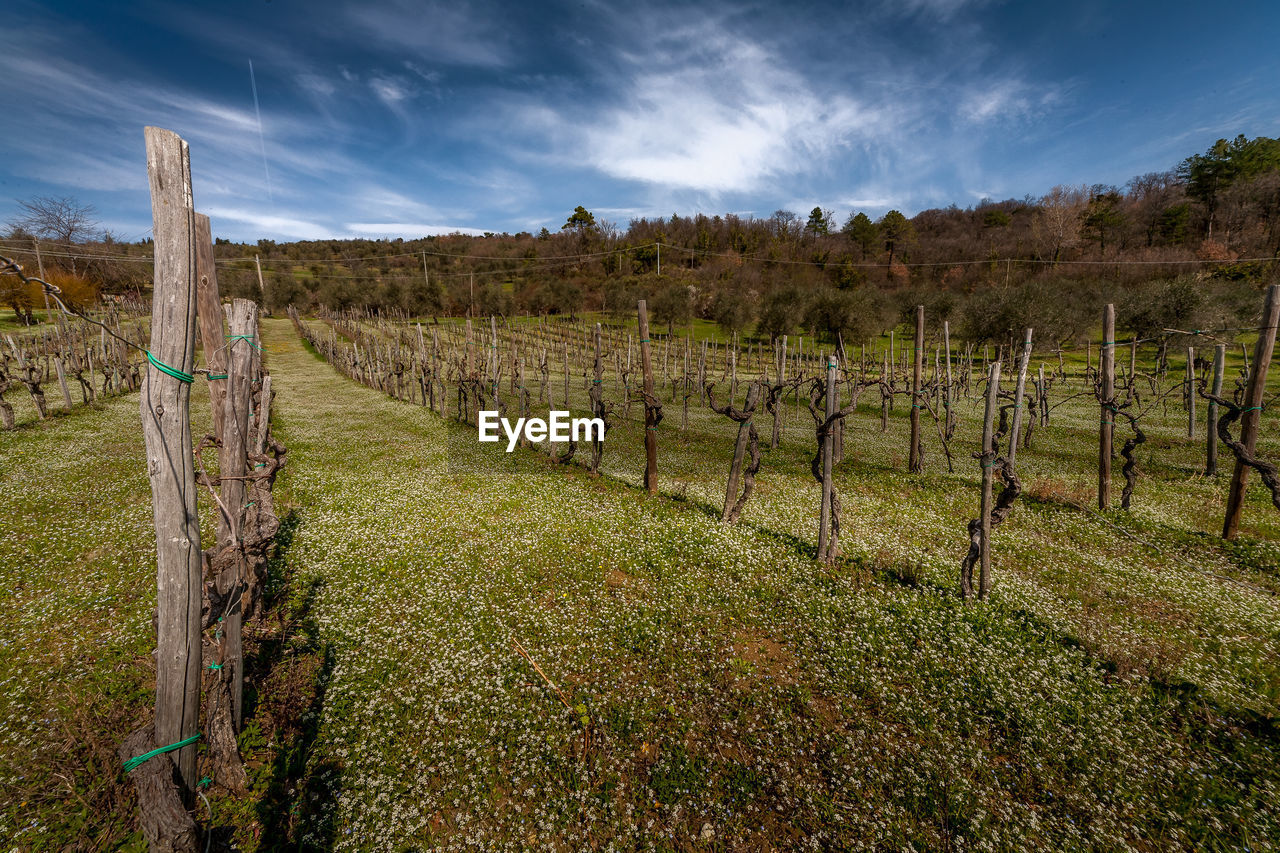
[1223,284,1279,539]
[1186,346,1196,439]
[220,299,257,729]
[194,213,227,442]
[909,305,924,474]
[638,299,658,494]
[1099,304,1115,510]
[141,126,202,799]
[818,355,837,560]
[979,361,1003,600]
[1009,328,1033,464]
[1207,344,1225,476]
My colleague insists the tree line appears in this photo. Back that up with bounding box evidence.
[4,135,1278,350]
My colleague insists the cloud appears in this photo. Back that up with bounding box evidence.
[346,1,509,68]
[370,76,413,105]
[958,80,1062,124]
[345,222,489,237]
[204,207,335,240]
[515,28,889,196]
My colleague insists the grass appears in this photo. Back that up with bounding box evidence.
[1,315,1277,850]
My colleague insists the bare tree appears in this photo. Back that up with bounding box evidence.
[1032,185,1086,265]
[9,196,99,275]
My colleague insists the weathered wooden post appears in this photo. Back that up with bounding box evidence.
[1099,305,1115,510]
[1009,328,1033,463]
[909,305,924,473]
[771,334,787,449]
[1223,284,1280,539]
[1038,364,1048,426]
[194,213,227,441]
[817,355,837,560]
[943,321,954,436]
[978,361,1003,600]
[1186,346,1196,439]
[638,299,658,495]
[1207,343,1225,476]
[138,126,202,801]
[880,350,890,432]
[219,299,257,730]
[53,356,73,410]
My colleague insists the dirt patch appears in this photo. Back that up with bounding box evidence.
[729,629,798,684]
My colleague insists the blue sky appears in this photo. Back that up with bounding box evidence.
[2,0,1278,243]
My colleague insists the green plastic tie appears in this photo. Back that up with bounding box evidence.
[208,662,222,671]
[145,351,194,384]
[1242,406,1262,412]
[198,776,212,788]
[226,334,262,351]
[206,373,227,380]
[122,734,200,773]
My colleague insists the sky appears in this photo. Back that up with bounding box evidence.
[2,0,1278,244]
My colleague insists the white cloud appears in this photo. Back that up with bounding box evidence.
[204,207,335,240]
[370,76,412,104]
[346,222,489,237]
[959,80,1061,124]
[347,1,508,68]
[523,31,888,195]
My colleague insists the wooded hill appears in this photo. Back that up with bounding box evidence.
[5,135,1279,351]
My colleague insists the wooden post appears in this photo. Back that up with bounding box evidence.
[194,213,227,442]
[943,321,953,433]
[1009,328,1033,464]
[638,300,658,494]
[817,355,837,559]
[1207,344,1225,476]
[254,254,266,303]
[1038,364,1048,426]
[1223,284,1280,539]
[1098,305,1115,510]
[979,361,1003,600]
[909,305,924,474]
[771,334,786,449]
[54,356,73,410]
[141,126,202,799]
[1185,346,1196,439]
[220,299,257,730]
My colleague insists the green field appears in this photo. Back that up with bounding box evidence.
[2,317,1278,850]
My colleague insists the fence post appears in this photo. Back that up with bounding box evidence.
[1186,346,1196,439]
[140,126,202,800]
[818,355,837,559]
[54,356,73,410]
[980,361,1003,600]
[638,299,658,494]
[1098,304,1115,510]
[771,334,787,449]
[909,305,924,473]
[219,299,257,728]
[1207,344,1225,476]
[1009,328,1033,463]
[194,213,227,442]
[1223,284,1280,539]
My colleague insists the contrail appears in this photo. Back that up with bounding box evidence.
[249,58,273,202]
